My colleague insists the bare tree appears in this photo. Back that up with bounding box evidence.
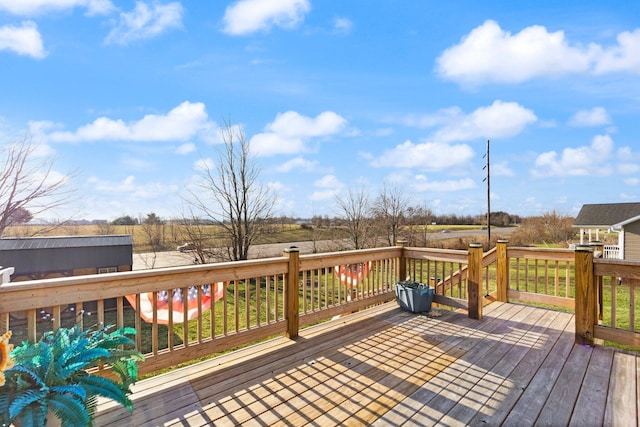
[188,123,276,261]
[136,212,165,268]
[95,220,116,235]
[371,184,410,246]
[335,187,372,250]
[509,210,574,246]
[175,209,218,264]
[0,137,74,237]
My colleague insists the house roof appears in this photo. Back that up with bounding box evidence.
[573,202,640,228]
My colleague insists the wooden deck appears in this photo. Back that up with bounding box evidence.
[95,302,639,426]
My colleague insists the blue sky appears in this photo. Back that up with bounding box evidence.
[1,1,639,221]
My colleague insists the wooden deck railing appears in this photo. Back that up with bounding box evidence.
[575,245,640,347]
[0,246,408,376]
[505,245,576,309]
[1,241,638,378]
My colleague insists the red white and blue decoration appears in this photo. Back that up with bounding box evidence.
[334,263,371,286]
[127,282,226,324]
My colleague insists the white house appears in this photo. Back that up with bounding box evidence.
[573,202,640,260]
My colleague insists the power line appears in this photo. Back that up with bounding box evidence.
[482,140,491,244]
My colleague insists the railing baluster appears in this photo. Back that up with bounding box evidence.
[152,291,159,355]
[544,260,549,295]
[553,260,560,296]
[629,283,635,332]
[245,277,250,330]
[256,276,262,327]
[134,294,142,351]
[182,286,189,347]
[611,277,617,329]
[197,285,203,343]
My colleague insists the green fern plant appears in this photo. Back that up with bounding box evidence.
[0,324,144,427]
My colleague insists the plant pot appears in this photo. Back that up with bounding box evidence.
[395,282,434,313]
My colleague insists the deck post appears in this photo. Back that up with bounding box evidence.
[589,241,604,321]
[396,239,408,282]
[575,245,596,346]
[467,243,483,320]
[284,246,300,339]
[496,239,509,303]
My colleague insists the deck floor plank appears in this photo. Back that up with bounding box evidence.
[400,304,541,426]
[370,303,522,426]
[467,310,573,427]
[245,314,462,426]
[536,341,594,425]
[604,351,638,427]
[370,303,527,426]
[93,302,640,427]
[569,345,614,427]
[500,316,577,426]
[437,306,554,426]
[441,307,562,426]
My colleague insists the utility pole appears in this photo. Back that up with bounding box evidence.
[482,140,491,244]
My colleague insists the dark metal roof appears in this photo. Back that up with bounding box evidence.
[573,202,640,227]
[0,235,132,250]
[0,235,133,277]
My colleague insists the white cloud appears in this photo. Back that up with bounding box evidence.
[30,141,56,158]
[46,101,213,143]
[0,0,114,16]
[105,1,183,45]
[400,107,462,128]
[193,157,213,172]
[399,101,536,142]
[568,107,611,127]
[267,111,346,137]
[492,161,514,177]
[436,20,640,85]
[249,133,305,157]
[617,146,640,163]
[624,178,639,186]
[250,111,347,157]
[619,163,640,174]
[371,140,473,171]
[333,17,352,35]
[432,101,537,142]
[532,134,614,177]
[0,21,46,58]
[275,156,319,173]
[594,29,640,74]
[309,174,343,201]
[28,119,60,135]
[86,175,178,200]
[222,0,310,36]
[617,148,639,175]
[436,20,593,85]
[175,142,196,155]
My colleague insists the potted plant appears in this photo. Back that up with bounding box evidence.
[0,324,144,427]
[395,279,434,313]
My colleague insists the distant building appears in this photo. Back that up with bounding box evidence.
[573,202,640,260]
[0,235,133,282]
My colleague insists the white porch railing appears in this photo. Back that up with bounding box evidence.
[603,245,621,259]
